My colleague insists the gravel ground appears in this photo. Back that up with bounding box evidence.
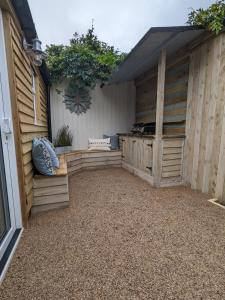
[1,168,225,300]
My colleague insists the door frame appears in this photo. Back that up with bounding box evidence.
[0,8,23,282]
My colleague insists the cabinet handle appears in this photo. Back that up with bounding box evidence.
[132,140,136,143]
[146,166,152,170]
[122,139,125,142]
[147,144,152,147]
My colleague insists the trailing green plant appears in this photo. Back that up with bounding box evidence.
[54,125,73,147]
[46,26,126,113]
[187,0,225,35]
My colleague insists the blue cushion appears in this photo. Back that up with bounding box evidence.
[103,134,119,150]
[41,138,59,168]
[32,138,54,176]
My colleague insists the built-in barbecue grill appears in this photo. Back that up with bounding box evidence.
[131,123,156,135]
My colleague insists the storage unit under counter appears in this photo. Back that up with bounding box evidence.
[118,133,185,187]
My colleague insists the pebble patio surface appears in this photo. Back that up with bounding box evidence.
[1,168,225,300]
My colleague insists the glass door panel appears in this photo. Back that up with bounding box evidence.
[0,131,11,244]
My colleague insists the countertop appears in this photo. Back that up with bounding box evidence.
[117,133,185,139]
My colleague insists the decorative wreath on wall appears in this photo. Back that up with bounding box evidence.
[56,81,91,115]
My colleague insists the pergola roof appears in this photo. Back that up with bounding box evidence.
[109,26,205,84]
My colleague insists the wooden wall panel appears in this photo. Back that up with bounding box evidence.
[161,138,184,181]
[4,13,48,222]
[135,74,157,123]
[184,33,225,203]
[163,57,189,135]
[135,56,189,135]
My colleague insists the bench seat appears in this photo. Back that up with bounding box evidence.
[66,150,122,175]
[31,154,69,215]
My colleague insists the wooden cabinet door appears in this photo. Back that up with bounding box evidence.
[143,139,153,175]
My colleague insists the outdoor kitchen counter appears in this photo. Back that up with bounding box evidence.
[118,133,185,187]
[117,133,185,139]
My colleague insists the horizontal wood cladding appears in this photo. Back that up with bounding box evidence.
[7,15,48,220]
[161,139,184,180]
[135,55,189,135]
[163,57,189,135]
[184,33,225,203]
[135,72,157,123]
[32,175,69,214]
[66,151,122,175]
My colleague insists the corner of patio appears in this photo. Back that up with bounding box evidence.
[1,167,225,299]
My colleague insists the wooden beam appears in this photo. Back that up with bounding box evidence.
[155,49,166,137]
[191,44,207,189]
[202,37,222,193]
[153,49,166,187]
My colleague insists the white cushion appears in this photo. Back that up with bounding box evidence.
[88,138,111,151]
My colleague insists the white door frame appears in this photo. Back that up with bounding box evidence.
[0,8,22,280]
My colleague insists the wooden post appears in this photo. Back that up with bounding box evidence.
[153,49,166,187]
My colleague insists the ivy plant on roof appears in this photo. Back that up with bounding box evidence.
[46,25,126,114]
[187,0,225,35]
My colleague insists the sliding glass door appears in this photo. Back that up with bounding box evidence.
[0,8,22,270]
[0,131,11,245]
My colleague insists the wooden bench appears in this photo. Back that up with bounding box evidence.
[31,155,69,215]
[31,150,122,215]
[66,150,122,175]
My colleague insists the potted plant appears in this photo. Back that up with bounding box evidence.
[54,125,73,154]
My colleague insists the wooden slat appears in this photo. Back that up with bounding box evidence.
[26,192,33,214]
[25,180,33,195]
[33,175,68,188]
[191,43,207,189]
[34,185,68,197]
[162,170,181,178]
[68,164,83,174]
[20,123,48,133]
[16,77,33,101]
[81,150,122,158]
[19,112,34,125]
[33,193,69,206]
[163,147,182,154]
[162,159,181,166]
[153,49,166,187]
[196,42,213,191]
[163,153,182,160]
[18,101,34,117]
[22,142,32,154]
[82,160,121,168]
[202,36,222,193]
[23,152,32,165]
[24,162,33,176]
[21,132,46,144]
[163,165,181,172]
[163,140,183,148]
[82,155,122,163]
[17,90,34,109]
[25,170,33,186]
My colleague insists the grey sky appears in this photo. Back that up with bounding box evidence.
[28,0,215,53]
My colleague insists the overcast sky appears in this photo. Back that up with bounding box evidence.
[28,0,214,53]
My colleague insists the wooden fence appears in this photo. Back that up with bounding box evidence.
[184,32,225,203]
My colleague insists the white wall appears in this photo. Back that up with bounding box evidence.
[50,81,135,150]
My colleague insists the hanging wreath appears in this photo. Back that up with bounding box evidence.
[64,82,91,115]
[56,81,91,115]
